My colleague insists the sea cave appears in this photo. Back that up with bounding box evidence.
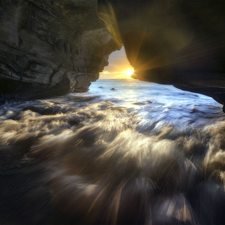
[0,1,225,225]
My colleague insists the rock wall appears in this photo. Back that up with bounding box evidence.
[105,0,225,107]
[0,0,120,99]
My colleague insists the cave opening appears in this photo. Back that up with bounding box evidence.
[100,46,134,80]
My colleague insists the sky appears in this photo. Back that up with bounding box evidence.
[99,47,134,79]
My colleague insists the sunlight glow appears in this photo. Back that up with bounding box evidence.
[100,47,134,79]
[126,69,134,77]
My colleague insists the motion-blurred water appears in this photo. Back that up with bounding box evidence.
[0,79,225,224]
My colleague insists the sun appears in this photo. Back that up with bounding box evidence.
[125,69,134,77]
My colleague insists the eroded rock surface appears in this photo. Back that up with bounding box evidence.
[0,0,120,99]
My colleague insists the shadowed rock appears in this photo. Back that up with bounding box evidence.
[102,0,225,107]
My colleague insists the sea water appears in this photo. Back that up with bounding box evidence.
[0,79,225,224]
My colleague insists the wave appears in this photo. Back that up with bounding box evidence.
[0,94,225,224]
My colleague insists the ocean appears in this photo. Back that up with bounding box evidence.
[0,79,225,224]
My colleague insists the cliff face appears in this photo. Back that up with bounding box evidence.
[105,0,225,107]
[0,0,120,99]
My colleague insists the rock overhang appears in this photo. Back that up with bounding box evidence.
[102,0,225,108]
[0,0,121,99]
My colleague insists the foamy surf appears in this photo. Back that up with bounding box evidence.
[0,79,224,224]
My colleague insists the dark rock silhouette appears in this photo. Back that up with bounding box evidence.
[110,88,115,90]
[102,0,225,106]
